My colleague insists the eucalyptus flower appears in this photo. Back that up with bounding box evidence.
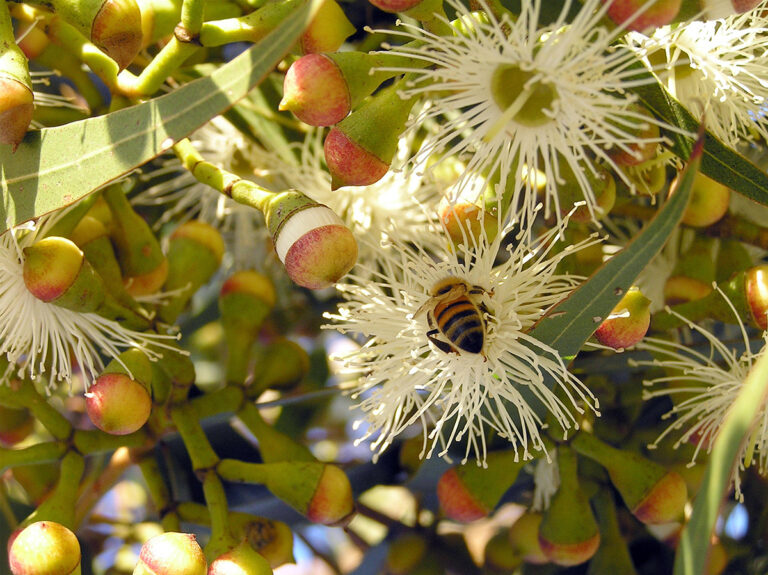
[0,212,177,391]
[635,293,768,499]
[325,207,600,464]
[377,0,668,227]
[628,9,768,148]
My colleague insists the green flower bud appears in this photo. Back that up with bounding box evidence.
[159,220,225,323]
[483,529,522,573]
[299,0,354,54]
[9,521,82,575]
[133,532,207,575]
[508,512,548,565]
[249,339,310,396]
[386,533,429,574]
[220,271,276,384]
[208,541,271,575]
[538,448,600,566]
[102,183,167,295]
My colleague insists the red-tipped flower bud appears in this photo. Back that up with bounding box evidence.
[86,349,153,435]
[0,405,35,446]
[571,433,688,525]
[745,264,768,330]
[594,287,651,350]
[368,0,425,13]
[601,0,682,31]
[538,449,600,566]
[9,521,81,575]
[679,172,730,228]
[437,450,527,522]
[133,532,207,575]
[0,77,34,152]
[280,52,400,127]
[264,191,357,289]
[324,82,414,189]
[664,276,712,305]
[305,464,356,525]
[439,198,499,249]
[281,54,350,126]
[91,0,143,68]
[23,236,108,312]
[299,0,354,53]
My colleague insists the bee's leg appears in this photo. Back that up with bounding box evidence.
[426,331,456,354]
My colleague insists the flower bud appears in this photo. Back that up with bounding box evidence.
[556,159,615,222]
[220,271,276,384]
[508,512,548,565]
[700,0,761,18]
[0,405,34,446]
[9,521,81,575]
[679,172,730,228]
[439,198,498,249]
[386,533,429,574]
[159,221,225,323]
[15,23,50,60]
[281,52,401,127]
[437,450,527,522]
[571,433,688,525]
[716,239,753,284]
[587,489,638,575]
[602,0,682,31]
[23,236,107,312]
[218,460,355,526]
[249,339,310,395]
[484,529,522,573]
[208,541,271,575]
[664,276,712,305]
[0,77,34,152]
[69,215,145,312]
[229,513,294,568]
[263,191,357,289]
[299,0,355,54]
[324,82,414,189]
[12,462,59,504]
[103,183,168,296]
[607,105,660,167]
[745,264,768,330]
[305,464,356,525]
[368,0,426,13]
[86,349,153,435]
[538,448,600,566]
[594,287,651,350]
[44,0,142,68]
[133,532,207,575]
[281,54,349,126]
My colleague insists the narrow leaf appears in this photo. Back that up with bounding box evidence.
[0,0,320,234]
[529,132,704,360]
[630,71,768,206]
[673,349,768,575]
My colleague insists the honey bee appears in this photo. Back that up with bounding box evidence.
[415,277,490,356]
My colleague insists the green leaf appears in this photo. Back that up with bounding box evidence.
[0,0,321,235]
[529,133,704,361]
[629,70,768,206]
[673,348,768,575]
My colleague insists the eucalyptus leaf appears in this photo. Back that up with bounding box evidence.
[673,347,768,575]
[529,132,704,361]
[0,0,321,234]
[629,70,768,206]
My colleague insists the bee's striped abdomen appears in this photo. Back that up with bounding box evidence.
[434,297,485,354]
